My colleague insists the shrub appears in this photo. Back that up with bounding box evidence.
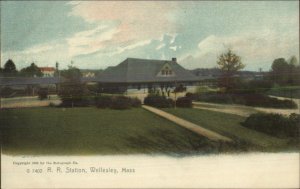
[95,95,112,108]
[0,87,14,98]
[144,95,174,108]
[80,96,96,107]
[197,92,234,104]
[59,95,96,107]
[167,98,175,107]
[232,79,273,94]
[176,97,192,108]
[242,113,300,138]
[58,83,87,107]
[287,113,300,138]
[242,93,297,109]
[97,83,127,94]
[130,97,142,108]
[59,96,84,107]
[111,96,132,110]
[185,92,199,100]
[60,96,83,107]
[95,95,141,109]
[195,92,297,109]
[86,84,99,93]
[37,88,48,100]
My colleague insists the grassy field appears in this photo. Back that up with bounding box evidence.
[164,108,296,151]
[1,107,234,155]
[266,86,300,99]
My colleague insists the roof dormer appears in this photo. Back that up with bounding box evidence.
[156,63,176,77]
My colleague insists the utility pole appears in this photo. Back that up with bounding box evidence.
[174,80,177,109]
[0,60,1,109]
[56,62,60,94]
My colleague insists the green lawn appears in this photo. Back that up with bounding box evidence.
[164,108,292,151]
[267,86,300,99]
[1,107,226,155]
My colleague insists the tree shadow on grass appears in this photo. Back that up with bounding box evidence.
[126,129,255,157]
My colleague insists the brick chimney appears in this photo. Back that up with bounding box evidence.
[172,57,177,62]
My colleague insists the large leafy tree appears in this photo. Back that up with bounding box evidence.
[268,56,300,99]
[61,65,82,83]
[288,56,299,67]
[271,58,289,72]
[58,65,86,107]
[217,49,245,91]
[269,56,300,86]
[270,58,290,85]
[287,56,300,86]
[20,63,43,77]
[3,59,18,76]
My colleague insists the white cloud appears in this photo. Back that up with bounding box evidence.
[68,2,179,57]
[67,25,119,57]
[110,39,152,56]
[178,9,300,70]
[180,28,299,70]
[156,43,166,50]
[169,34,177,44]
[169,46,177,51]
[66,1,81,6]
[21,43,55,55]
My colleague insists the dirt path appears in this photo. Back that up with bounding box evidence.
[142,105,233,143]
[193,102,259,117]
[268,95,300,103]
[1,95,61,108]
[193,101,299,117]
[268,95,300,113]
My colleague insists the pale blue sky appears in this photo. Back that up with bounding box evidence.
[1,1,299,71]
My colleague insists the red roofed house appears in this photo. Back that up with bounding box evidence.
[39,67,55,77]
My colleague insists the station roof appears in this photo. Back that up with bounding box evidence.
[95,58,199,83]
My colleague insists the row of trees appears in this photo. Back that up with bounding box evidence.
[269,56,299,86]
[0,59,43,77]
[186,49,299,109]
[216,49,299,92]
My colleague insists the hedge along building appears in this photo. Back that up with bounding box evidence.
[91,58,199,95]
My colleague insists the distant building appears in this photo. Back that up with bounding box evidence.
[39,67,55,77]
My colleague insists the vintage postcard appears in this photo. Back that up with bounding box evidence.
[0,1,299,188]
